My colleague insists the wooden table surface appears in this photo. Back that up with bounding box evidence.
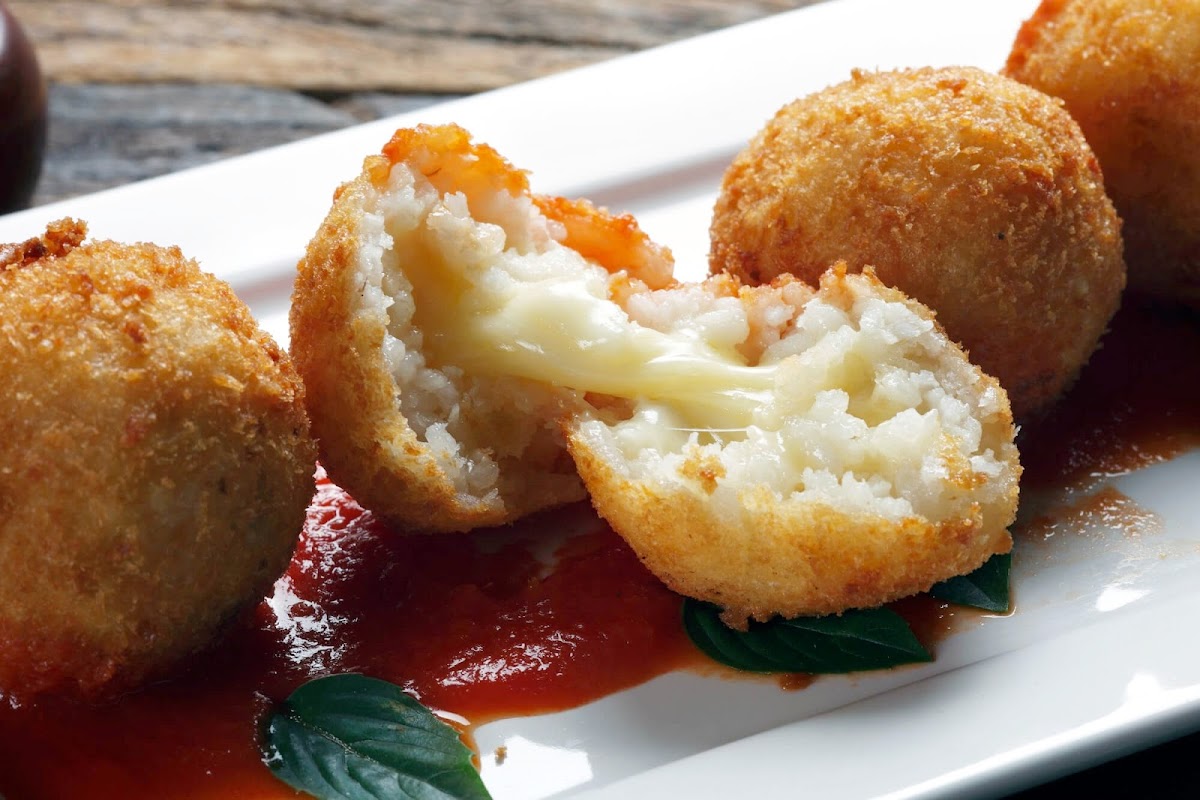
[14,0,800,205]
[8,1,1199,797]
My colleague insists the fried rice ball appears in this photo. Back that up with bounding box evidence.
[1005,0,1200,306]
[0,220,316,699]
[709,66,1126,420]
[568,266,1020,625]
[291,124,1020,624]
[289,124,677,531]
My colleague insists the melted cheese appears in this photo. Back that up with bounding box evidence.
[398,221,775,431]
[466,279,774,421]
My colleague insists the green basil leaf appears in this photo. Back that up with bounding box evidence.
[682,598,786,672]
[260,673,492,800]
[683,600,931,674]
[929,553,1011,612]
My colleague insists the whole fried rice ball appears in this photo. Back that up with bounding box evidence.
[1005,0,1200,307]
[0,220,316,699]
[709,66,1126,419]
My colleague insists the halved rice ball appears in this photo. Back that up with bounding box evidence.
[568,267,1019,625]
[291,124,1020,621]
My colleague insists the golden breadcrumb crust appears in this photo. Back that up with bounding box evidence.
[291,125,658,531]
[709,66,1126,420]
[1005,0,1200,306]
[0,220,316,699]
[290,164,501,532]
[568,269,1019,627]
[571,449,1009,627]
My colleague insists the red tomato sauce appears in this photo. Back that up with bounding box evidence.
[1018,299,1200,488]
[0,485,701,799]
[0,298,1193,798]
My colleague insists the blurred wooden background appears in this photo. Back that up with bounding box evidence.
[9,0,806,204]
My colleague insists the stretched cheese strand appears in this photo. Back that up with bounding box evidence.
[404,219,776,430]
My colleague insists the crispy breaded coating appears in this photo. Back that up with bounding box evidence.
[1005,0,1200,307]
[709,66,1126,419]
[289,125,667,531]
[0,220,316,698]
[292,124,1020,623]
[568,267,1019,626]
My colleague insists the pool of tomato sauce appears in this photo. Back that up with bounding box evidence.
[0,299,1195,799]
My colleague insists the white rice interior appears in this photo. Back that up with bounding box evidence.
[588,283,1013,522]
[350,162,584,500]
[348,157,1013,521]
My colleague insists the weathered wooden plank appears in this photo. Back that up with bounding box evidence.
[10,0,809,92]
[33,82,384,204]
[19,0,822,204]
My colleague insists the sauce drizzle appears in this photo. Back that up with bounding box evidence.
[0,485,700,799]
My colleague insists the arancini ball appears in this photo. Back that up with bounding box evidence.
[709,66,1126,419]
[291,124,1020,626]
[0,220,317,699]
[1005,0,1200,307]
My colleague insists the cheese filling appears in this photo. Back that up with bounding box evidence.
[386,172,778,432]
[435,276,775,428]
[362,161,1010,520]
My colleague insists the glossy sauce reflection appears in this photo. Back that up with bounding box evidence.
[0,483,703,799]
[1018,300,1200,489]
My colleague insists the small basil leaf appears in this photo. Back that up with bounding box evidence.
[771,608,932,672]
[683,600,931,674]
[261,673,492,800]
[682,599,785,672]
[929,553,1011,612]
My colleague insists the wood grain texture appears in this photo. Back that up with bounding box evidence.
[12,0,808,92]
[17,0,819,205]
[35,83,361,203]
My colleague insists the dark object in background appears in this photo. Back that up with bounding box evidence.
[0,2,46,213]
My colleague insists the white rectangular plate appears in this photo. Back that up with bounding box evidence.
[5,0,1199,797]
